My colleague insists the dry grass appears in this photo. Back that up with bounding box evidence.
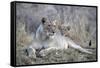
[16,22,33,47]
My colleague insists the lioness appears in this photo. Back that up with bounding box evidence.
[26,17,92,57]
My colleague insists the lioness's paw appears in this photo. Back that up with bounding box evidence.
[39,50,47,57]
[25,48,36,58]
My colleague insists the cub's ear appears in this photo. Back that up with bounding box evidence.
[52,20,57,26]
[41,17,47,24]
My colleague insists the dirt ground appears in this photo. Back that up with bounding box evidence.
[16,45,96,65]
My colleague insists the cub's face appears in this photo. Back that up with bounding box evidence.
[59,25,71,37]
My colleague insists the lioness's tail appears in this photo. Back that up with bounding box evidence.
[67,38,92,54]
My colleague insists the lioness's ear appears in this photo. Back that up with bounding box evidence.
[67,26,71,31]
[41,17,47,24]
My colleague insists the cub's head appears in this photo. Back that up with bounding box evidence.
[59,25,71,37]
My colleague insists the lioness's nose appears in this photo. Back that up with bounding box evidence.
[53,31,54,33]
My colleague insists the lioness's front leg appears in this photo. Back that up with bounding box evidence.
[39,47,63,56]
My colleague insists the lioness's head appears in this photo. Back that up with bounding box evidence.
[41,17,57,39]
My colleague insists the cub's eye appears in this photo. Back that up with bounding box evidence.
[48,25,50,27]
